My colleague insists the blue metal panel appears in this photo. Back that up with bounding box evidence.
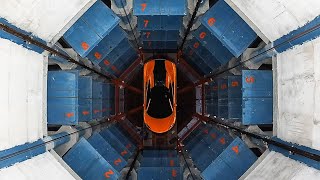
[141,30,180,41]
[63,138,119,180]
[133,0,186,16]
[188,38,221,69]
[92,99,103,119]
[79,98,92,121]
[201,0,257,57]
[228,76,242,119]
[92,81,103,99]
[218,137,257,177]
[48,71,79,98]
[137,167,182,180]
[108,125,136,151]
[99,129,132,160]
[184,46,212,75]
[242,70,273,125]
[202,156,238,180]
[137,16,183,31]
[242,98,272,125]
[140,158,180,167]
[242,70,273,98]
[193,25,234,65]
[218,78,228,119]
[0,139,46,169]
[87,133,127,172]
[79,76,93,99]
[63,0,120,57]
[87,26,126,63]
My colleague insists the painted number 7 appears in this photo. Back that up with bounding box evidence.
[141,3,147,11]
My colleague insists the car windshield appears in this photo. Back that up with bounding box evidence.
[146,85,173,118]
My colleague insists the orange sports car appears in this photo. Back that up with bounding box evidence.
[143,59,177,133]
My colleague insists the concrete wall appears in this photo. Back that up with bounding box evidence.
[244,151,320,180]
[0,0,96,44]
[226,0,320,42]
[0,38,47,151]
[275,38,320,150]
[0,152,75,180]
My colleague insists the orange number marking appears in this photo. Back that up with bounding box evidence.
[82,111,90,116]
[231,81,239,87]
[172,169,177,177]
[81,42,89,51]
[200,32,207,39]
[94,52,102,59]
[170,160,175,167]
[232,146,239,154]
[193,42,200,49]
[65,112,74,118]
[104,60,110,66]
[144,19,149,28]
[211,133,217,139]
[141,3,147,11]
[246,76,255,83]
[146,32,151,39]
[104,169,114,178]
[219,137,226,144]
[114,158,122,166]
[121,150,128,156]
[208,17,216,26]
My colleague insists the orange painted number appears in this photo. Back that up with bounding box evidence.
[82,111,90,116]
[193,42,200,49]
[213,86,218,91]
[219,137,226,144]
[211,133,216,139]
[81,42,89,51]
[121,150,128,156]
[231,81,239,87]
[104,60,110,66]
[172,169,177,177]
[141,3,147,11]
[246,76,255,83]
[104,169,114,178]
[200,32,207,39]
[170,159,175,167]
[94,110,100,114]
[189,50,194,56]
[148,41,152,47]
[146,31,151,39]
[232,146,239,154]
[144,19,149,28]
[126,144,132,149]
[208,17,216,26]
[94,52,102,59]
[114,158,122,166]
[221,84,227,90]
[65,112,74,118]
[203,129,209,134]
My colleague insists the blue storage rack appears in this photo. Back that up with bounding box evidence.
[62,124,139,179]
[201,0,257,57]
[133,0,186,50]
[48,71,80,125]
[92,80,103,119]
[63,0,120,57]
[63,138,120,180]
[218,78,228,119]
[228,76,242,119]
[138,149,182,180]
[183,124,257,180]
[242,70,273,125]
[206,81,218,116]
